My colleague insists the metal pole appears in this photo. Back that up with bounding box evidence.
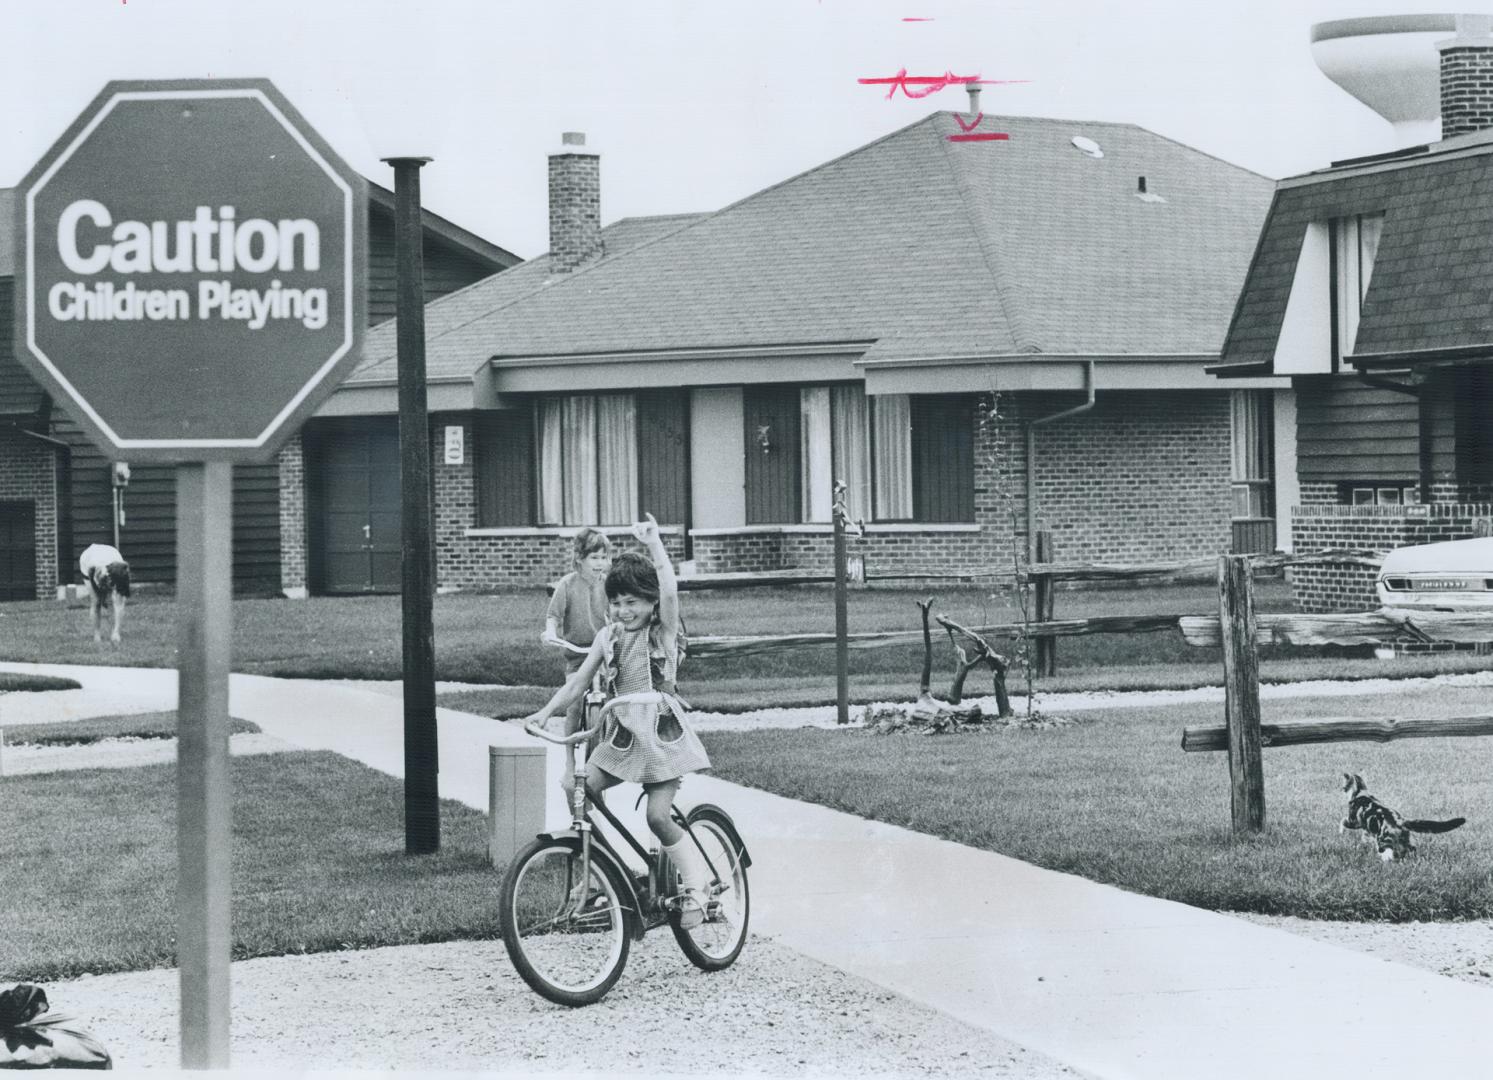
[387,155,439,854]
[832,482,850,726]
[176,461,233,1068]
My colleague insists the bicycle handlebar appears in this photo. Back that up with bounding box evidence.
[523,691,666,746]
[541,636,591,655]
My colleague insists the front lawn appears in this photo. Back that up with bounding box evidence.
[3,583,1487,709]
[2,712,261,746]
[700,681,1493,921]
[1,751,501,982]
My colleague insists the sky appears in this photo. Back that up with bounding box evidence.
[2,0,1479,259]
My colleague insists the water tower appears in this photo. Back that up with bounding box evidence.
[1309,13,1493,147]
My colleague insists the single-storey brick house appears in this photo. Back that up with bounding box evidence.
[283,109,1284,594]
[0,183,518,600]
[1213,18,1493,611]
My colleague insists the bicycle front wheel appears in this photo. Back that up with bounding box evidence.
[499,837,632,1006]
[670,805,750,970]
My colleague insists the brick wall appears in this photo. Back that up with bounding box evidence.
[0,426,58,599]
[278,433,306,597]
[1440,43,1493,139]
[1024,390,1233,564]
[1291,503,1493,611]
[417,391,1236,589]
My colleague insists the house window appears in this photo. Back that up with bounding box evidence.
[1341,483,1418,506]
[1230,390,1273,519]
[872,394,913,520]
[476,393,687,528]
[745,386,971,525]
[536,394,638,525]
[800,385,873,523]
[1331,212,1384,362]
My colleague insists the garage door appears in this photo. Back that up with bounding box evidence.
[0,501,37,601]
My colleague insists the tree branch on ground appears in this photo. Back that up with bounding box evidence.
[938,616,1012,716]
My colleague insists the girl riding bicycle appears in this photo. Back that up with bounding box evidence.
[522,513,713,927]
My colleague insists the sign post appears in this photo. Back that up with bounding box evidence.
[15,79,366,1067]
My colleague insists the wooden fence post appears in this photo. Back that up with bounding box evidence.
[1219,554,1265,834]
[1034,529,1056,676]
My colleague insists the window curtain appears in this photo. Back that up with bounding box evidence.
[1230,390,1272,519]
[561,395,598,526]
[596,393,637,525]
[831,384,871,522]
[537,397,565,525]
[873,393,913,519]
[800,387,833,522]
[1334,212,1384,357]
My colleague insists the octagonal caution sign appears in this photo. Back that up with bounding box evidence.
[15,79,367,462]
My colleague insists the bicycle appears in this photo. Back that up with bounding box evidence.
[499,687,752,1007]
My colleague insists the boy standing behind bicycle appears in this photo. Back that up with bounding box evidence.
[523,513,713,927]
[541,527,613,733]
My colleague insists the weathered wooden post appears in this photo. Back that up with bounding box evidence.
[832,480,850,726]
[1034,529,1056,676]
[1219,555,1265,833]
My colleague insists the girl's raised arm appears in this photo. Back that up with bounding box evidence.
[633,512,677,642]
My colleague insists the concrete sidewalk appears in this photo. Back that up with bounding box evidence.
[5,661,1493,1078]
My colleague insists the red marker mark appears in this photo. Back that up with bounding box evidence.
[948,113,1009,142]
[858,69,1028,100]
[902,16,934,20]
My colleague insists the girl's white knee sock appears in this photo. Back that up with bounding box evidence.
[663,835,708,893]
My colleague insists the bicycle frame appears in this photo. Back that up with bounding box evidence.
[523,690,743,936]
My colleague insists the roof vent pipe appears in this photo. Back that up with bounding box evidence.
[966,82,981,115]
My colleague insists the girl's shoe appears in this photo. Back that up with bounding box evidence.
[676,888,707,930]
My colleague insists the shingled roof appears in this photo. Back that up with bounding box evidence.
[349,111,1272,389]
[1219,139,1493,371]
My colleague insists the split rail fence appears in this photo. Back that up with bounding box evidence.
[1179,554,1493,835]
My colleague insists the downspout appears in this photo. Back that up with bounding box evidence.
[1024,361,1096,560]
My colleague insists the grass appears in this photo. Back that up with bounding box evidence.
[3,582,1485,710]
[0,673,80,692]
[699,681,1493,922]
[2,712,261,746]
[0,751,503,982]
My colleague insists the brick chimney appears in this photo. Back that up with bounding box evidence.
[548,132,601,273]
[1439,14,1493,138]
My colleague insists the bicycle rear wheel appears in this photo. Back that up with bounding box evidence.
[499,837,631,1006]
[670,806,750,970]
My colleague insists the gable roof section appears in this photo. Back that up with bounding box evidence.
[351,112,1272,392]
[1219,144,1493,371]
[367,182,522,271]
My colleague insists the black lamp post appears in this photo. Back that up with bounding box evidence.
[386,154,439,854]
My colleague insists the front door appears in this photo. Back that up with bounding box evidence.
[311,420,402,594]
[0,501,37,601]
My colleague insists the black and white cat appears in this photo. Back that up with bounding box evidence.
[1340,773,1466,861]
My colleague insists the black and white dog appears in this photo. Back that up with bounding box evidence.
[80,543,131,645]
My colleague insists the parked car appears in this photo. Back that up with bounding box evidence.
[1376,537,1493,611]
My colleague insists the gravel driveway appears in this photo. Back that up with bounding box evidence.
[44,936,1083,1076]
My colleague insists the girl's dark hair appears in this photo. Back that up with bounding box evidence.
[604,551,659,603]
[572,528,612,563]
